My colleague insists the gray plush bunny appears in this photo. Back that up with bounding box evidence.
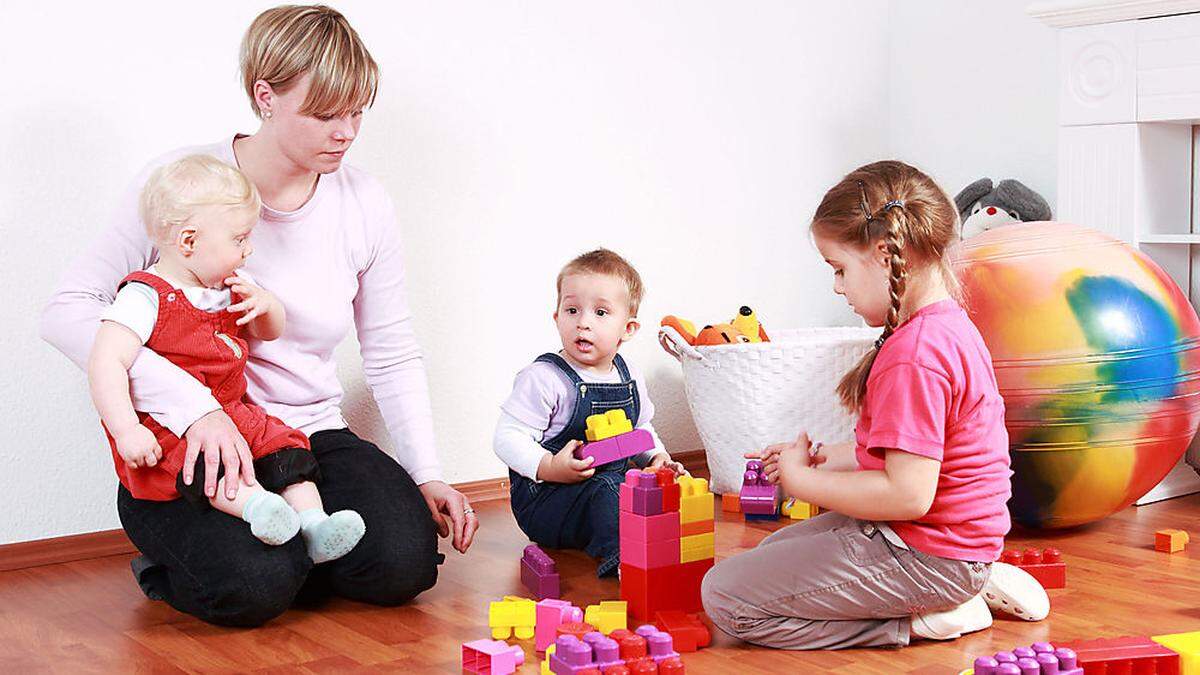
[954,178,1052,240]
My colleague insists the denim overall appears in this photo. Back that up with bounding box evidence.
[509,352,641,577]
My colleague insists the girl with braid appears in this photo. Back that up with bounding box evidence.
[701,161,1047,650]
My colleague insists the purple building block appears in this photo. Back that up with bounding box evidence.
[635,624,680,663]
[971,642,1082,675]
[549,634,600,674]
[618,470,663,516]
[582,632,624,671]
[462,639,525,675]
[574,428,656,464]
[739,460,779,517]
[536,599,583,651]
[520,544,560,600]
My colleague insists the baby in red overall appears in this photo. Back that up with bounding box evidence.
[87,154,364,564]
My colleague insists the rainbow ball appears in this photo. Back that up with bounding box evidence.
[957,223,1200,529]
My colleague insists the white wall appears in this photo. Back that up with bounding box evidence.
[888,0,1059,211]
[1,1,892,544]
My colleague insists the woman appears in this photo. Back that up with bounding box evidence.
[40,4,477,626]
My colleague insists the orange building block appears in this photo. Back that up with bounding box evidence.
[1157,529,1190,553]
[721,493,741,513]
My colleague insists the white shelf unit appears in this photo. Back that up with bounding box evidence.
[1035,5,1200,504]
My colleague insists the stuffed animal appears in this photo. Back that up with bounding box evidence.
[954,178,1051,240]
[661,306,769,348]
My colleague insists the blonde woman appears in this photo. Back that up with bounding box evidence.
[41,5,476,626]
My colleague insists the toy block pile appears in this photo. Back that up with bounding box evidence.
[522,544,561,600]
[1000,547,1065,589]
[575,410,656,465]
[545,625,685,674]
[1157,529,1190,553]
[620,468,713,622]
[960,642,1082,675]
[740,460,780,521]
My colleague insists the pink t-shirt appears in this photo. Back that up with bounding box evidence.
[855,299,1012,562]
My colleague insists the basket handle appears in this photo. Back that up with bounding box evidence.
[658,325,705,362]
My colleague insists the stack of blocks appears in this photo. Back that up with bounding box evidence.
[961,642,1082,675]
[574,410,657,465]
[462,639,526,675]
[521,544,561,600]
[740,460,779,521]
[545,625,684,674]
[619,468,713,622]
[999,547,1065,590]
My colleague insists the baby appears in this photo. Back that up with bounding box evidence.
[494,248,684,577]
[88,154,363,564]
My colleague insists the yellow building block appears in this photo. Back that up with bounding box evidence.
[583,600,627,635]
[488,595,536,640]
[678,476,714,524]
[585,409,634,442]
[783,497,820,520]
[1156,528,1190,553]
[680,532,715,563]
[1153,631,1200,674]
[541,643,556,675]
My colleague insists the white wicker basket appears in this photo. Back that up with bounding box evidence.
[659,325,880,494]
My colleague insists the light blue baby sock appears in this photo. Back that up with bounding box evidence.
[241,490,301,545]
[298,509,366,564]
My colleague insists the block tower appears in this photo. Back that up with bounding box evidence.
[619,468,714,622]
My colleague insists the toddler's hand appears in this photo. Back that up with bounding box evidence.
[544,441,596,484]
[225,277,280,327]
[116,425,162,470]
[647,452,689,477]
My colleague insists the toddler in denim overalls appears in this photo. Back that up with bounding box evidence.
[494,249,684,577]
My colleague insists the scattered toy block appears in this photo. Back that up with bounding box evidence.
[1153,631,1200,674]
[999,547,1065,590]
[522,544,561,600]
[739,460,779,517]
[586,410,634,442]
[653,611,711,652]
[678,476,714,524]
[1059,636,1180,675]
[537,599,584,651]
[721,493,741,513]
[679,532,714,564]
[968,641,1081,675]
[463,639,525,674]
[1157,529,1190,554]
[488,595,537,640]
[584,601,628,635]
[782,497,819,520]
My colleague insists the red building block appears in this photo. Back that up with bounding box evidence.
[557,621,598,641]
[657,469,681,513]
[721,493,741,513]
[1000,547,1065,590]
[1156,529,1189,553]
[654,611,711,652]
[609,629,648,661]
[1058,636,1180,675]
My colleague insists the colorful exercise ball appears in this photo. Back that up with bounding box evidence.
[956,222,1200,529]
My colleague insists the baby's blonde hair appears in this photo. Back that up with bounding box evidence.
[557,249,645,316]
[240,4,379,118]
[139,155,261,245]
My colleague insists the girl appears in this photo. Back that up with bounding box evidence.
[700,160,1047,649]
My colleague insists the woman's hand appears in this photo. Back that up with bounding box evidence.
[182,409,255,499]
[419,480,479,554]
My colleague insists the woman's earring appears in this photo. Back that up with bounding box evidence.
[263,110,273,119]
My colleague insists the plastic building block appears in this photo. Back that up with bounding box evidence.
[782,497,819,520]
[584,601,628,635]
[537,599,584,651]
[620,470,664,516]
[1157,529,1190,553]
[739,461,779,516]
[620,558,709,622]
[586,410,634,442]
[522,544,561,600]
[969,642,1081,675]
[620,510,681,543]
[658,470,681,513]
[541,643,556,675]
[557,621,597,641]
[463,639,526,674]
[999,547,1065,590]
[609,629,648,661]
[576,429,656,465]
[680,518,714,537]
[620,536,680,568]
[635,625,680,663]
[653,611,711,652]
[549,633,625,674]
[489,595,537,640]
[679,532,714,564]
[678,476,714,524]
[721,492,741,512]
[1153,631,1200,674]
[1059,636,1180,675]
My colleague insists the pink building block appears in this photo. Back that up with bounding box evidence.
[619,535,680,569]
[619,510,680,543]
[536,599,583,652]
[575,429,656,465]
[618,470,663,516]
[521,544,560,600]
[462,639,525,674]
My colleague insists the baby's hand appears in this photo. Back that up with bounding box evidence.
[647,452,689,477]
[543,441,596,484]
[115,425,162,470]
[225,276,280,327]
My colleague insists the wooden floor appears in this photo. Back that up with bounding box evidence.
[4,494,1200,674]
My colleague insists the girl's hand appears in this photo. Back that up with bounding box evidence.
[225,277,280,327]
[539,441,596,484]
[115,425,163,469]
[647,452,689,477]
[747,431,817,484]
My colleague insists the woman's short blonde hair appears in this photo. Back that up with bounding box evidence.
[240,4,379,118]
[139,155,261,245]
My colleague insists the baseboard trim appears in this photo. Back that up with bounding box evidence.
[0,452,711,573]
